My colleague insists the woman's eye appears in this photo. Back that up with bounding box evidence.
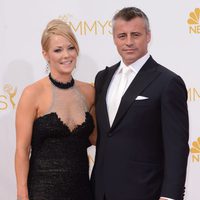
[68,46,75,50]
[54,49,62,53]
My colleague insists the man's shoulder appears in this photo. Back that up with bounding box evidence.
[157,64,180,80]
[149,56,185,86]
[154,61,186,88]
[96,62,120,77]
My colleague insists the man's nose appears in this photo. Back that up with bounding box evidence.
[125,36,134,46]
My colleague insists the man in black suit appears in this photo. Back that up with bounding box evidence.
[91,7,189,200]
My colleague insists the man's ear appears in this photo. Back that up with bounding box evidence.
[147,31,151,43]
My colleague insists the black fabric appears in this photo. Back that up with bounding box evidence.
[28,112,94,200]
[92,56,189,200]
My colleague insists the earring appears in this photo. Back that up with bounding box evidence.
[45,62,49,73]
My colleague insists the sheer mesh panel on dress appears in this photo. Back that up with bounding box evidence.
[47,84,88,132]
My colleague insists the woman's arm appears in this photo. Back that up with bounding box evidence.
[78,81,97,145]
[89,104,97,145]
[15,86,37,200]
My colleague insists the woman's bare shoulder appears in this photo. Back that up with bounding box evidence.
[20,77,48,101]
[75,80,95,108]
[76,80,94,96]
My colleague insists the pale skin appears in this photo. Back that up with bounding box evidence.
[113,17,170,200]
[113,17,151,66]
[15,34,97,200]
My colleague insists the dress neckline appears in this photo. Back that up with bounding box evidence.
[48,73,74,89]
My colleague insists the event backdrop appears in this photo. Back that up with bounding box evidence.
[0,0,200,199]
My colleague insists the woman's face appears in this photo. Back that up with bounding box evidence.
[43,34,77,76]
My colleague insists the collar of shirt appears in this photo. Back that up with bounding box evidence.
[116,53,150,76]
[106,53,150,106]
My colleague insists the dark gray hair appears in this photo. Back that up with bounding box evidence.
[112,7,150,32]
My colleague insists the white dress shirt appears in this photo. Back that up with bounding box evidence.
[106,53,150,125]
[106,53,174,200]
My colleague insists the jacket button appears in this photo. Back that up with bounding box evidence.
[107,133,112,137]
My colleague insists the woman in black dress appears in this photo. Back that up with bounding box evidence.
[15,19,96,200]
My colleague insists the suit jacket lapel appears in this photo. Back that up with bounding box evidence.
[110,57,161,131]
[97,63,120,131]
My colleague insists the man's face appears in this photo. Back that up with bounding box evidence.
[113,17,151,66]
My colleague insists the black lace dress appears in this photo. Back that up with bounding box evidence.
[27,76,94,200]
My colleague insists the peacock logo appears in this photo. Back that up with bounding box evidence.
[190,137,200,163]
[187,8,200,34]
[187,8,200,24]
[191,137,200,153]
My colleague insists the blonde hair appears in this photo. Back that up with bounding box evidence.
[41,19,79,54]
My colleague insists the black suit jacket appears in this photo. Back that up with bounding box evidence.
[91,56,189,200]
